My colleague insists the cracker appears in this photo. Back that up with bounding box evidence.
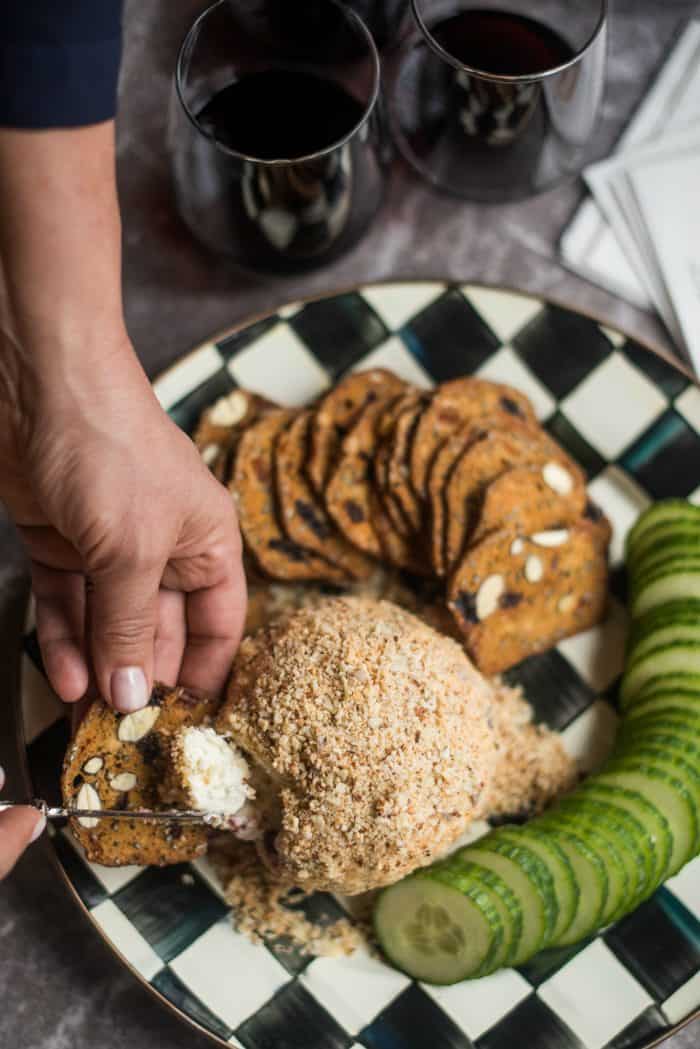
[447,523,609,674]
[410,377,538,497]
[470,461,588,545]
[325,394,407,557]
[385,398,430,535]
[307,369,406,494]
[426,413,535,575]
[61,683,219,866]
[194,389,277,482]
[233,411,347,582]
[275,411,373,581]
[370,487,430,576]
[372,392,424,540]
[443,426,578,573]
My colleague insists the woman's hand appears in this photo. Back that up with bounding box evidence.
[0,328,247,712]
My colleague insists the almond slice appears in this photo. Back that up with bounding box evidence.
[117,705,160,743]
[76,783,101,829]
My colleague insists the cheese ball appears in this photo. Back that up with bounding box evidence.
[217,596,498,894]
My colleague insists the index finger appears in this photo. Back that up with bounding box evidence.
[179,555,247,696]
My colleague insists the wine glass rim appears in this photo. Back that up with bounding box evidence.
[174,0,381,165]
[410,0,608,83]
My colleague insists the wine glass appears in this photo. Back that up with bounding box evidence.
[389,0,608,201]
[169,0,388,273]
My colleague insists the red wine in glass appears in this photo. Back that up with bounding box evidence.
[391,4,606,200]
[170,0,387,272]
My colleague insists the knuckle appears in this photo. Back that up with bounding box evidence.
[97,615,154,648]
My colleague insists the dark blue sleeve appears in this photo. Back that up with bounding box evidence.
[0,1,124,128]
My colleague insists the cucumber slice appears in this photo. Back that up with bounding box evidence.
[495,826,578,943]
[626,695,700,723]
[456,838,557,963]
[630,531,700,573]
[632,555,700,593]
[627,502,700,559]
[621,673,700,712]
[620,714,700,746]
[614,745,700,810]
[599,759,698,875]
[627,599,700,637]
[579,782,673,884]
[555,796,652,902]
[631,563,700,617]
[374,870,504,983]
[626,620,700,666]
[632,542,700,584]
[526,825,607,947]
[620,644,700,705]
[427,856,523,972]
[539,812,629,926]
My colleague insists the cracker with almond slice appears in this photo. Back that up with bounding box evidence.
[194,389,278,482]
[447,523,609,674]
[427,414,537,575]
[470,461,588,545]
[443,427,581,573]
[61,683,219,866]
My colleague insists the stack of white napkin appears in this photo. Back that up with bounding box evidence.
[561,19,700,372]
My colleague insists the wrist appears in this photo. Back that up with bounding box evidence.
[14,330,157,446]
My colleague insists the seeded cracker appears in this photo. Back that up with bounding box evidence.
[447,522,609,674]
[427,413,538,576]
[233,410,348,583]
[194,389,277,482]
[308,369,406,493]
[410,376,538,498]
[61,683,218,866]
[385,397,430,535]
[274,410,373,581]
[443,426,582,572]
[471,461,588,544]
[325,395,408,558]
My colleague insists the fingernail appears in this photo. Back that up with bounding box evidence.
[110,667,149,713]
[0,766,5,791]
[30,811,46,843]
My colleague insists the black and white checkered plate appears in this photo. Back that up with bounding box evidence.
[19,283,700,1049]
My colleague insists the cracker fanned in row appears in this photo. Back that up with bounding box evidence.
[371,393,426,557]
[410,377,538,497]
[275,411,373,581]
[61,684,219,866]
[443,427,582,573]
[307,369,406,494]
[234,411,347,583]
[194,388,277,482]
[447,523,609,674]
[427,414,536,575]
[325,394,407,558]
[384,397,430,535]
[470,462,588,544]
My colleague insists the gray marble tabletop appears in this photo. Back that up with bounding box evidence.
[1,1,699,1047]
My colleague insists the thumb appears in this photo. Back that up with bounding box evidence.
[88,560,162,712]
[0,797,45,879]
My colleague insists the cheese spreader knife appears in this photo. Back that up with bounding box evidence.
[0,798,223,825]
